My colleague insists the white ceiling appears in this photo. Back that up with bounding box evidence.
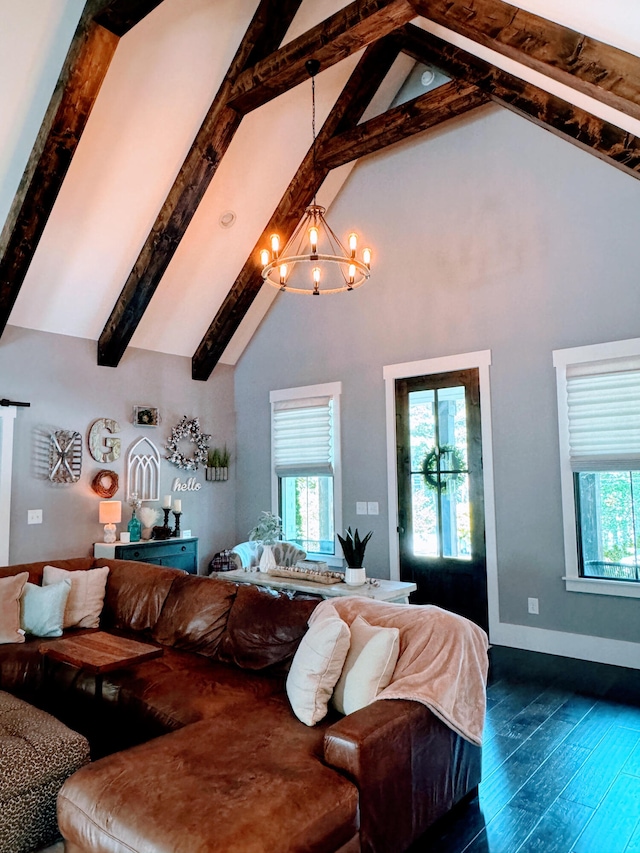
[1,0,639,366]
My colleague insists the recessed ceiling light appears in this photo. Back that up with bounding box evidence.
[219,210,236,229]
[421,69,435,87]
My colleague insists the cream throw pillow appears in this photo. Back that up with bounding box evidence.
[43,565,109,629]
[0,573,28,644]
[332,615,400,716]
[286,614,351,726]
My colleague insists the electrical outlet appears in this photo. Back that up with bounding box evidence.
[356,501,367,515]
[527,597,539,615]
[367,501,379,515]
[27,509,42,525]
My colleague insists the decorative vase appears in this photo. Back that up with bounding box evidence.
[206,467,214,481]
[259,544,276,573]
[345,567,366,586]
[127,509,142,543]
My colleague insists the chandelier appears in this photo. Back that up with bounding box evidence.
[260,60,372,296]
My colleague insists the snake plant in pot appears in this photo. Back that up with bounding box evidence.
[338,527,373,586]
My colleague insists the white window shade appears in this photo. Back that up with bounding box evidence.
[567,360,640,471]
[273,396,333,477]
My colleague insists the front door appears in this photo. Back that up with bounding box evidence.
[395,368,487,629]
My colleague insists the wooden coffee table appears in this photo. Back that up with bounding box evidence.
[40,631,163,702]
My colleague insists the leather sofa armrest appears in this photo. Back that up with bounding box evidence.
[324,699,481,853]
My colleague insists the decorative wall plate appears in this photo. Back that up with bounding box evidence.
[49,430,82,483]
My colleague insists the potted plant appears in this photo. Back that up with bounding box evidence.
[249,511,282,572]
[337,527,373,585]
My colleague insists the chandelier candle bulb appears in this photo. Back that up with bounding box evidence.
[309,226,318,254]
[349,233,357,257]
[270,234,280,257]
[260,249,270,267]
[363,247,371,269]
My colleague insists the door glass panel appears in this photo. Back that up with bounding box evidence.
[411,473,438,557]
[441,473,471,559]
[436,385,468,468]
[408,390,435,471]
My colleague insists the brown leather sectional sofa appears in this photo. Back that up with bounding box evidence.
[0,557,482,853]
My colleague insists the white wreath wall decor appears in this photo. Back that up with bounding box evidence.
[165,416,211,471]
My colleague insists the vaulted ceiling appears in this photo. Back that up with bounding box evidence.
[2,0,640,380]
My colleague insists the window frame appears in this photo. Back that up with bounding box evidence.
[554,337,640,599]
[270,382,343,567]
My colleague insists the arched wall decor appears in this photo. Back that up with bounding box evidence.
[127,437,160,502]
[88,418,121,463]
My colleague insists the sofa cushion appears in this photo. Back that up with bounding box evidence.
[286,613,351,726]
[217,583,319,670]
[332,615,400,716]
[43,565,109,629]
[100,560,179,635]
[152,574,237,656]
[58,698,359,853]
[20,579,71,638]
[0,573,28,644]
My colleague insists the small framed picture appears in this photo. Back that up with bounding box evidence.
[133,406,160,428]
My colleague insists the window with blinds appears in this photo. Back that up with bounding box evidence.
[270,383,342,561]
[555,343,640,588]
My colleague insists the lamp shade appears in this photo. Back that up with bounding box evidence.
[99,500,121,524]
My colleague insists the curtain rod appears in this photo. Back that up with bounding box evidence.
[0,398,30,407]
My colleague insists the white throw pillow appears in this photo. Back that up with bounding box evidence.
[43,565,109,629]
[332,615,400,716]
[286,615,351,726]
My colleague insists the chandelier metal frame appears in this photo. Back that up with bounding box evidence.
[260,60,371,296]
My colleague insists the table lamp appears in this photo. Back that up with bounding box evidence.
[99,500,121,543]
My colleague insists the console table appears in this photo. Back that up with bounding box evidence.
[94,537,198,574]
[220,569,416,604]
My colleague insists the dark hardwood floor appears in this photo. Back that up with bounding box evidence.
[413,646,640,853]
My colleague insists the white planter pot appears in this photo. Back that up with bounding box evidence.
[344,567,366,586]
[259,544,276,573]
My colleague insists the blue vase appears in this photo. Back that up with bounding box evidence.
[128,510,142,543]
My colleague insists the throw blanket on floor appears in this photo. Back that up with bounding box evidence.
[310,597,489,746]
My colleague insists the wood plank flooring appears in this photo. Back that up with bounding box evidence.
[413,647,640,853]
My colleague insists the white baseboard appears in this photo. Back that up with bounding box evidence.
[490,621,640,670]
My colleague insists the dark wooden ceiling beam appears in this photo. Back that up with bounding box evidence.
[410,0,640,123]
[226,0,415,115]
[97,0,304,368]
[192,35,404,381]
[402,26,640,180]
[0,4,119,337]
[93,0,165,36]
[318,79,490,170]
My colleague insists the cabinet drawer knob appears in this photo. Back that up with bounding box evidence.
[181,546,186,552]
[133,551,140,558]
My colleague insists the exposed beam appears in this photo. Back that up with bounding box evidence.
[97,0,303,368]
[411,0,640,123]
[0,0,166,340]
[318,80,489,170]
[402,26,640,180]
[192,35,404,381]
[226,0,415,115]
[93,0,165,36]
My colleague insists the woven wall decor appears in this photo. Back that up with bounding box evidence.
[49,430,82,483]
[91,469,119,498]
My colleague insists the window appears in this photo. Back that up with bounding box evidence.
[270,383,342,564]
[554,338,640,597]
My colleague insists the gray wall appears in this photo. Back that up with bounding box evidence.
[1,326,236,572]
[235,104,640,645]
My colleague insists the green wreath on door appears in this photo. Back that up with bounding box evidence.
[421,445,465,491]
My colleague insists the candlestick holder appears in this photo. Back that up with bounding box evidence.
[172,511,182,539]
[152,507,173,540]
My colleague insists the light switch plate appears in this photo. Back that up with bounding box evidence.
[28,509,42,525]
[356,502,367,515]
[367,502,379,515]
